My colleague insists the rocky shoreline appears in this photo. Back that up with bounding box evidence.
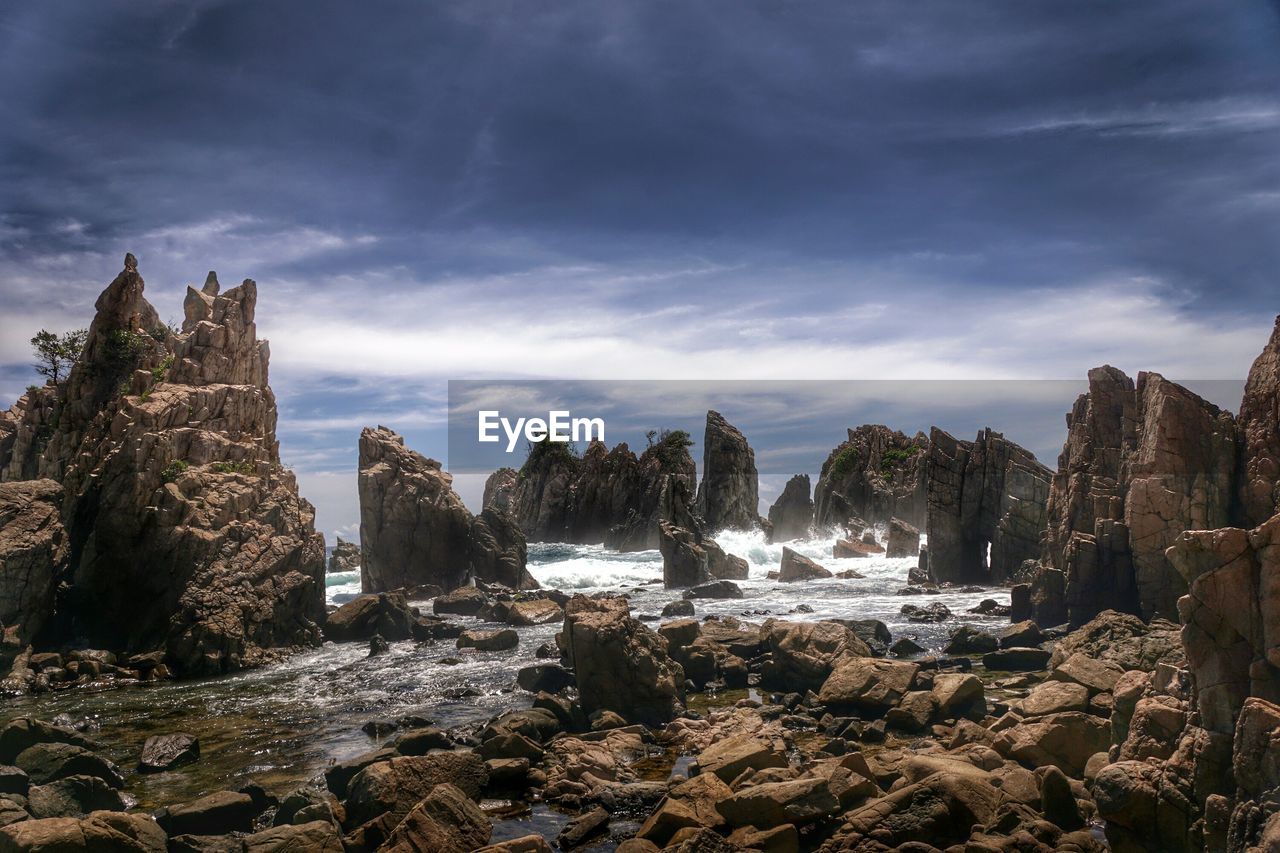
[1,256,1280,851]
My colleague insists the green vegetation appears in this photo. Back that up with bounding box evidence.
[828,444,861,481]
[30,328,88,384]
[645,428,694,467]
[881,445,921,465]
[160,460,189,483]
[25,385,39,396]
[522,436,580,475]
[211,460,256,475]
[150,355,175,382]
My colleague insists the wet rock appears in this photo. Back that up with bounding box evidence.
[158,790,259,836]
[516,663,573,694]
[15,744,122,789]
[0,719,100,766]
[885,517,920,558]
[662,600,695,618]
[819,658,919,712]
[345,752,487,827]
[324,592,417,643]
[557,805,609,849]
[457,628,519,652]
[695,411,761,533]
[900,602,951,623]
[841,619,892,656]
[368,634,390,657]
[982,647,1051,672]
[380,782,491,853]
[0,767,27,798]
[762,621,871,694]
[562,595,685,726]
[432,586,488,617]
[27,776,126,818]
[477,837,555,853]
[506,598,563,626]
[944,625,998,655]
[359,426,535,593]
[778,548,832,582]
[889,637,924,657]
[683,580,742,600]
[767,474,813,542]
[833,538,881,558]
[1000,620,1043,649]
[0,812,166,852]
[138,733,199,773]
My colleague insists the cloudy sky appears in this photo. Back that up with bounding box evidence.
[2,1,1278,540]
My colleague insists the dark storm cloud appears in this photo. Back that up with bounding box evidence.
[2,0,1278,535]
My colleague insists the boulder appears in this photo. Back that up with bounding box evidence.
[819,658,919,712]
[138,734,199,773]
[683,580,742,600]
[900,602,951,623]
[716,777,840,829]
[930,673,985,720]
[27,776,127,818]
[834,538,881,558]
[778,548,831,582]
[695,411,760,533]
[991,712,1111,776]
[379,783,491,853]
[15,744,122,789]
[982,647,1051,672]
[344,752,487,827]
[324,593,417,643]
[562,595,684,726]
[0,719,100,766]
[762,621,871,693]
[696,735,787,783]
[767,475,813,542]
[243,820,343,853]
[1000,620,1043,649]
[885,517,920,558]
[0,812,167,852]
[1020,681,1089,717]
[432,586,488,617]
[506,598,563,626]
[944,626,998,655]
[819,770,1000,851]
[457,629,519,652]
[1049,652,1124,695]
[159,790,259,836]
[328,537,361,574]
[516,664,573,694]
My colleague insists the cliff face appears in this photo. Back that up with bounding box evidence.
[1240,316,1280,529]
[505,433,697,551]
[695,410,760,533]
[1040,368,1237,625]
[924,428,1050,584]
[813,425,927,530]
[0,256,327,678]
[358,426,535,593]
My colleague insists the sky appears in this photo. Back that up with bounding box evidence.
[2,1,1279,542]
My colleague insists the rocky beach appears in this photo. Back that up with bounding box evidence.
[1,257,1279,853]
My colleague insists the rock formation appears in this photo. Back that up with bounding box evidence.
[328,537,360,573]
[1239,316,1280,528]
[0,256,327,679]
[695,410,760,532]
[925,428,1050,585]
[1040,368,1237,625]
[813,425,927,530]
[885,517,920,559]
[0,481,66,652]
[767,474,813,542]
[504,433,697,551]
[358,426,535,593]
[561,595,685,725]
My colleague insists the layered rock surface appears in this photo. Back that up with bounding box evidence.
[925,427,1050,584]
[0,257,326,679]
[767,473,813,542]
[813,425,927,530]
[358,426,535,593]
[695,410,760,533]
[1040,368,1237,625]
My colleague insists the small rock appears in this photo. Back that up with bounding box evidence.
[683,581,743,599]
[661,600,696,618]
[138,733,200,773]
[557,806,609,849]
[457,629,519,652]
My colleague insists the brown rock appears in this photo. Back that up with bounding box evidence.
[885,517,920,558]
[379,783,490,853]
[818,658,919,711]
[814,426,927,529]
[344,752,487,826]
[778,547,832,582]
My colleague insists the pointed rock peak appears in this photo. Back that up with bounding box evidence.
[124,252,138,272]
[202,271,220,295]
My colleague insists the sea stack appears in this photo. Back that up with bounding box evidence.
[695,410,761,533]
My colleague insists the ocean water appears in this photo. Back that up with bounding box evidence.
[0,526,1007,813]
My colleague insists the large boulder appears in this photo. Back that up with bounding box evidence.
[324,593,418,643]
[562,595,684,726]
[767,474,813,542]
[762,621,871,693]
[358,427,535,593]
[379,782,491,853]
[344,752,487,827]
[778,548,832,582]
[695,411,760,533]
[885,517,920,558]
[0,812,166,852]
[818,658,919,712]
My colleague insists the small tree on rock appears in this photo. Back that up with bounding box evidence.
[31,328,88,384]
